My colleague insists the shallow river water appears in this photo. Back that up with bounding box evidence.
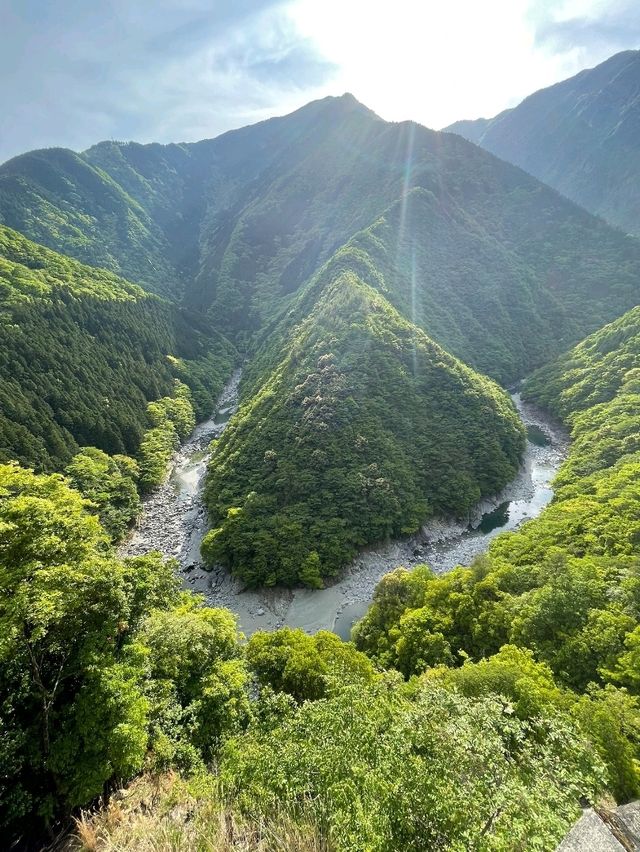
[121,374,568,640]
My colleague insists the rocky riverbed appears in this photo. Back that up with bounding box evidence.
[118,369,241,568]
[122,378,568,640]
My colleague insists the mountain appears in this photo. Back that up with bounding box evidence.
[0,224,235,470]
[202,246,525,587]
[525,303,640,490]
[3,92,640,850]
[1,95,639,384]
[447,50,640,236]
[3,94,640,582]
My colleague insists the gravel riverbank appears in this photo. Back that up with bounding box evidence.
[121,379,568,640]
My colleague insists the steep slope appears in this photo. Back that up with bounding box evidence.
[324,186,640,383]
[2,95,640,382]
[180,95,640,371]
[0,95,378,301]
[356,302,640,676]
[0,225,235,471]
[525,304,640,417]
[202,250,525,588]
[0,148,180,296]
[353,307,640,799]
[525,305,640,490]
[447,50,640,236]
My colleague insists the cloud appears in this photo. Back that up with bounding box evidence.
[1,0,639,162]
[0,0,337,162]
[532,0,640,57]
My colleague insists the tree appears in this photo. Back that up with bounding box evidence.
[65,447,141,541]
[246,628,375,702]
[0,463,178,834]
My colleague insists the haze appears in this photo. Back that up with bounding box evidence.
[1,0,639,162]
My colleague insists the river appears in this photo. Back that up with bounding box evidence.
[121,373,568,640]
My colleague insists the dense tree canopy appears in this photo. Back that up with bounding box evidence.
[203,271,524,586]
[2,97,640,382]
[0,462,247,839]
[0,225,236,472]
[1,89,640,852]
[353,307,640,801]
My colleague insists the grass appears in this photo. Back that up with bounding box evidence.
[65,773,330,852]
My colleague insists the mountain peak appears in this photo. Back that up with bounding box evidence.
[301,92,381,121]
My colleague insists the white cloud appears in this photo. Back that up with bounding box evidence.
[286,0,638,126]
[0,0,637,161]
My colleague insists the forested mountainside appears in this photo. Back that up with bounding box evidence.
[0,225,235,471]
[2,95,640,380]
[3,81,640,850]
[354,305,640,803]
[202,244,524,587]
[447,50,640,236]
[5,306,639,849]
[1,457,606,850]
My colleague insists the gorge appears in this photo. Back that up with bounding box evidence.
[121,377,567,639]
[2,51,640,850]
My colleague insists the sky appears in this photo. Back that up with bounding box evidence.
[0,0,639,163]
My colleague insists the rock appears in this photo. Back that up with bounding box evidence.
[256,608,265,616]
[556,804,640,851]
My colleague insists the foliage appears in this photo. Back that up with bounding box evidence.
[65,447,140,541]
[221,677,604,852]
[0,451,617,848]
[203,273,524,586]
[142,596,250,763]
[0,462,246,840]
[246,628,376,702]
[0,225,236,472]
[3,98,640,384]
[137,381,197,492]
[427,646,640,803]
[354,307,640,800]
[0,147,178,297]
[3,92,640,850]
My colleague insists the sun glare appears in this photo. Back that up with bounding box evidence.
[290,0,600,127]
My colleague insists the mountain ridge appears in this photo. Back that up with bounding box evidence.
[447,49,640,235]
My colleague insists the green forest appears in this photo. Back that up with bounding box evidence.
[2,244,640,847]
[1,83,640,852]
[0,456,616,850]
[353,306,640,804]
[0,225,235,472]
[3,94,640,378]
[202,265,524,587]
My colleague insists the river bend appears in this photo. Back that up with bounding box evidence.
[122,375,568,639]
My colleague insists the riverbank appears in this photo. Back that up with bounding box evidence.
[201,391,568,638]
[118,369,242,565]
[121,378,567,640]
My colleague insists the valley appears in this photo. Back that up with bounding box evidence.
[3,46,640,850]
[122,374,567,639]
[118,368,241,567]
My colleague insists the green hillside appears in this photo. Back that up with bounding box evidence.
[324,186,640,383]
[2,89,640,850]
[0,148,179,296]
[1,459,609,850]
[0,225,235,471]
[202,251,524,587]
[353,307,640,801]
[2,95,640,383]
